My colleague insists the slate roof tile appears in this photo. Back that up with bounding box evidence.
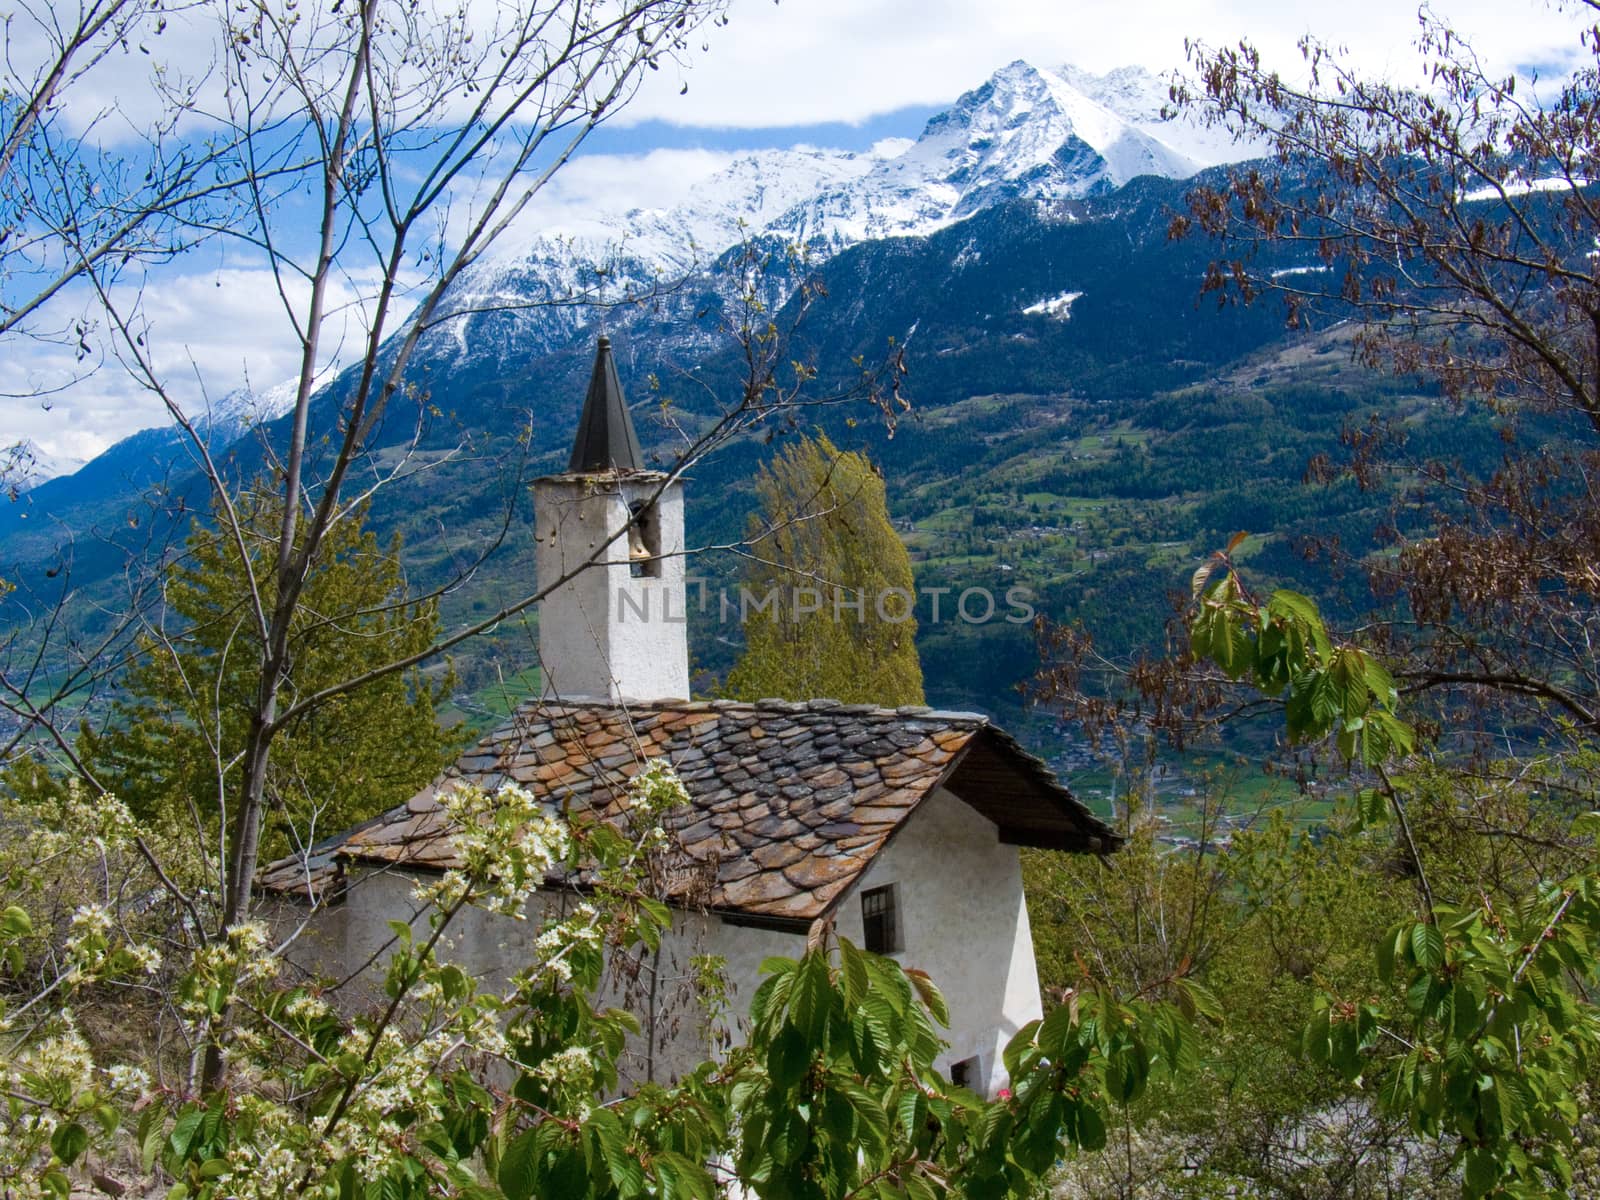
[258,698,1118,923]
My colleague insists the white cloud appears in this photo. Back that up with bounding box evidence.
[26,0,1594,139]
[489,147,737,243]
[2,262,397,460]
[622,0,1596,128]
[3,147,731,458]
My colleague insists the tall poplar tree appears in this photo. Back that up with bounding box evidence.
[725,434,925,707]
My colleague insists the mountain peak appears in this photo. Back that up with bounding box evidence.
[414,57,1261,369]
[7,439,88,493]
[886,59,1199,222]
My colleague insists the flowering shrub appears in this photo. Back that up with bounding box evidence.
[0,787,189,1199]
[413,781,571,918]
[0,763,1184,1199]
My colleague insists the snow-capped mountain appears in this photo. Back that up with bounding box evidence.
[1055,63,1263,167]
[13,59,1266,508]
[7,440,87,492]
[429,146,882,359]
[200,376,300,442]
[785,60,1203,242]
[4,378,298,505]
[427,61,1256,360]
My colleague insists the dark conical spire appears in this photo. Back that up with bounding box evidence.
[568,336,645,473]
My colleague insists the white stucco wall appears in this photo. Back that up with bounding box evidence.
[532,474,689,702]
[686,789,1043,1098]
[279,785,1044,1099]
[825,786,1042,1096]
[276,867,798,1088]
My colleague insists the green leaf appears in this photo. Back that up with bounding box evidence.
[1037,1001,1078,1059]
[545,1148,587,1198]
[1464,1147,1499,1197]
[838,938,869,1007]
[497,1129,538,1200]
[51,1122,89,1166]
[1103,1042,1149,1105]
[791,953,833,1043]
[168,1109,205,1162]
[1172,978,1224,1024]
[1003,1020,1040,1079]
[905,968,950,1028]
[838,1077,892,1150]
[656,1151,714,1200]
[1411,922,1445,971]
[1266,589,1332,658]
[767,1109,809,1167]
[896,1086,925,1140]
[767,1023,811,1090]
[1355,787,1390,828]
[0,904,33,938]
[139,1108,165,1173]
[1376,922,1405,984]
[1075,1100,1107,1151]
[1302,1003,1332,1064]
[1329,1017,1360,1079]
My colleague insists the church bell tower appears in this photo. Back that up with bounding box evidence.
[533,337,689,702]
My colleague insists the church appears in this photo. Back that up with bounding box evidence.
[263,337,1118,1095]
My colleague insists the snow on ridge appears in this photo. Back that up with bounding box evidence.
[868,137,915,161]
[477,146,876,279]
[466,58,1255,295]
[1055,61,1271,171]
[7,440,87,492]
[423,58,1270,367]
[1461,175,1588,203]
[206,375,299,435]
[1023,290,1084,319]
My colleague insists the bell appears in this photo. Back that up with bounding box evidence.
[628,525,650,561]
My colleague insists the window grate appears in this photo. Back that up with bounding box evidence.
[861,884,898,954]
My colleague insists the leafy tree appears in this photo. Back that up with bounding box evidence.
[1024,23,1600,1187]
[1187,563,1600,1197]
[725,434,925,707]
[1030,784,1433,1195]
[0,0,914,1107]
[1175,7,1600,748]
[83,489,458,857]
[1038,545,1600,1196]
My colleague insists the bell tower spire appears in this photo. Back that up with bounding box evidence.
[533,337,689,702]
[568,335,644,473]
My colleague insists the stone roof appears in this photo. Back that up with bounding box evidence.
[259,698,1119,928]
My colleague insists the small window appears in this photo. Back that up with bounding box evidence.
[861,884,899,954]
[950,1056,980,1092]
[627,501,660,578]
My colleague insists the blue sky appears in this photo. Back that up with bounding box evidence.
[583,108,946,156]
[6,0,1593,465]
